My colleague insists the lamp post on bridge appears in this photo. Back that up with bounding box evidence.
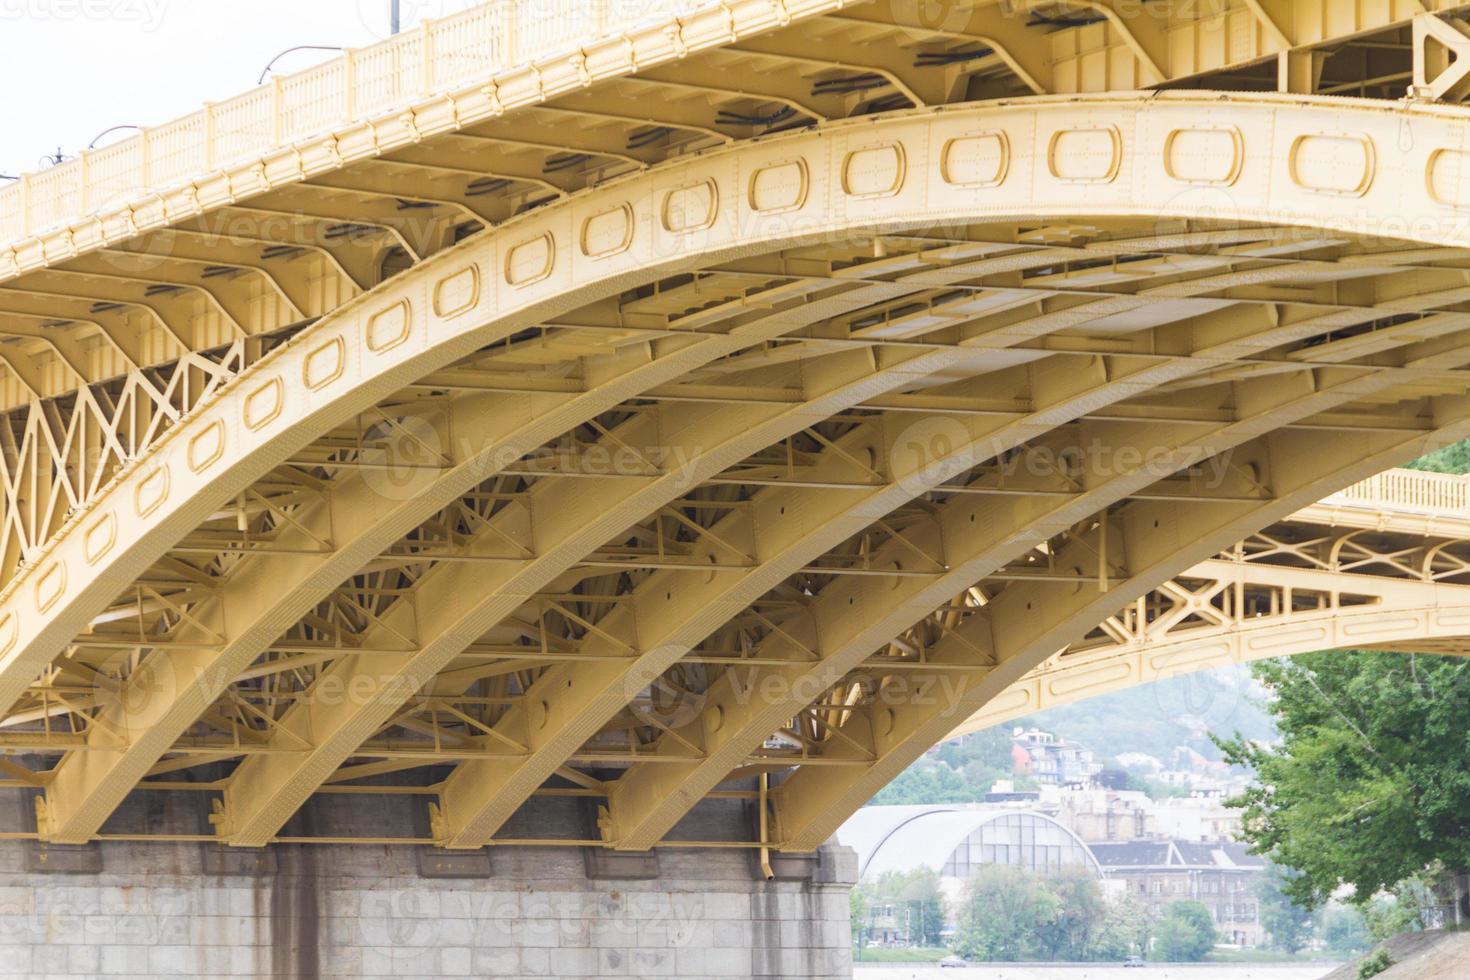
[391,0,401,34]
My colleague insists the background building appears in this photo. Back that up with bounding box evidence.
[1010,728,1104,786]
[1090,840,1267,946]
[840,804,1105,906]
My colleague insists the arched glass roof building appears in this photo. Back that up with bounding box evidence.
[839,805,1104,883]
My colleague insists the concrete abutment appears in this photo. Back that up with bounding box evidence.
[0,835,855,979]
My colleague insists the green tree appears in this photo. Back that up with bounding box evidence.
[1363,873,1441,941]
[869,762,981,805]
[1404,438,1470,475]
[955,864,1061,961]
[1088,892,1154,961]
[1257,864,1317,954]
[1036,865,1108,960]
[1153,901,1218,962]
[850,885,871,952]
[868,867,946,947]
[1217,651,1470,910]
[1320,903,1371,957]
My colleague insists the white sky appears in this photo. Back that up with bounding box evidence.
[0,0,483,177]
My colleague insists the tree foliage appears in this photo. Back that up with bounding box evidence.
[955,864,1063,961]
[1034,865,1108,960]
[952,863,1146,962]
[1404,438,1470,475]
[1153,901,1218,962]
[1217,651,1470,909]
[850,887,871,950]
[863,867,946,947]
[1320,903,1371,956]
[1256,864,1317,954]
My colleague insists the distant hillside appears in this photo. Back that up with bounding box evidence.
[1009,663,1278,764]
[871,663,1276,805]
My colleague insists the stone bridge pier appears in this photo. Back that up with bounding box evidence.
[0,794,855,980]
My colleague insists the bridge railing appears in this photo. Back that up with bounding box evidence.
[1318,468,1470,518]
[0,0,686,246]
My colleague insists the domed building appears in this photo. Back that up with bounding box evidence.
[839,804,1104,892]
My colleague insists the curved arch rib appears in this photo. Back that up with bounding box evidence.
[10,92,1470,845]
[427,341,1369,848]
[38,260,941,843]
[12,89,1470,731]
[215,340,993,846]
[770,413,1470,850]
[953,559,1470,739]
[601,348,1470,847]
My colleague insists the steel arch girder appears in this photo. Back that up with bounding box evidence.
[953,559,1470,739]
[770,412,1470,851]
[5,91,1470,842]
[8,90,1470,721]
[427,343,1395,848]
[215,341,995,846]
[601,363,1470,848]
[38,240,968,844]
[40,333,802,844]
[227,299,1386,846]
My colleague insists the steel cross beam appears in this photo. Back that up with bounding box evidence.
[39,266,936,845]
[953,557,1470,736]
[213,346,991,846]
[601,349,1470,847]
[205,238,1396,843]
[769,414,1470,850]
[10,91,1470,849]
[432,326,1470,849]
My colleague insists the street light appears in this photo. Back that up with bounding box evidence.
[88,125,142,150]
[257,45,346,85]
[391,0,401,34]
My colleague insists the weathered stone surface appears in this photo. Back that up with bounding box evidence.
[0,795,856,979]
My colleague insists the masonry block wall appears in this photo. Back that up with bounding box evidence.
[0,837,855,979]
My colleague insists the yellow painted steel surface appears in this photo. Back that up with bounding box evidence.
[6,0,1470,850]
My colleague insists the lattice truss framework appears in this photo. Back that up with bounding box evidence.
[10,0,1470,850]
[953,508,1470,733]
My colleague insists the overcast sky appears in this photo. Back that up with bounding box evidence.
[1,0,483,177]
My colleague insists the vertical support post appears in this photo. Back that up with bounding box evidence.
[502,0,518,66]
[138,127,151,194]
[759,772,775,881]
[204,103,217,170]
[422,18,436,96]
[270,76,285,144]
[1277,49,1324,94]
[78,150,90,215]
[344,51,357,119]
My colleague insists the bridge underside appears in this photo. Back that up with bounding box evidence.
[11,1,1470,857]
[955,487,1470,737]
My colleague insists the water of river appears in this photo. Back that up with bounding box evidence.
[855,965,1335,980]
